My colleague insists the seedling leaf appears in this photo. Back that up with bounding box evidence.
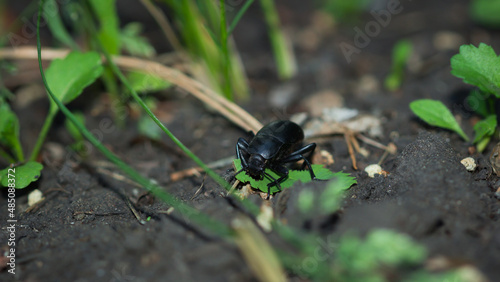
[0,103,24,161]
[385,40,412,91]
[138,114,162,140]
[466,89,492,117]
[45,51,104,114]
[410,99,469,141]
[473,114,497,144]
[0,161,43,189]
[334,229,427,280]
[120,23,156,58]
[320,173,357,214]
[450,43,500,97]
[127,70,171,94]
[234,159,339,193]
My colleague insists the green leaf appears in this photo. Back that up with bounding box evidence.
[138,114,162,140]
[43,0,79,49]
[0,102,24,162]
[88,0,120,54]
[234,158,339,193]
[320,173,357,214]
[466,89,492,117]
[470,0,500,28]
[473,114,497,144]
[334,229,427,280]
[127,70,171,94]
[410,99,469,141]
[451,43,500,97]
[120,23,156,58]
[45,51,104,114]
[0,161,43,189]
[65,111,85,143]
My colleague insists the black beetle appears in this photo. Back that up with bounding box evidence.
[235,120,317,199]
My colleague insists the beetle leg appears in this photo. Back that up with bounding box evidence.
[263,165,289,199]
[236,138,250,169]
[280,143,317,180]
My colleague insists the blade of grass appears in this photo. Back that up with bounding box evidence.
[219,0,233,101]
[259,0,297,79]
[233,217,287,282]
[36,0,232,237]
[228,0,255,36]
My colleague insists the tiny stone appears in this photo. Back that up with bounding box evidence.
[460,157,476,172]
[365,164,382,178]
[28,189,43,207]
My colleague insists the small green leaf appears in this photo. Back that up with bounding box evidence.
[120,23,156,58]
[466,89,492,117]
[385,40,412,91]
[0,102,24,162]
[451,43,500,97]
[0,161,43,189]
[64,112,86,152]
[234,159,339,193]
[473,114,497,144]
[45,51,104,114]
[335,229,427,278]
[320,173,357,214]
[127,70,171,94]
[410,99,469,141]
[138,115,162,140]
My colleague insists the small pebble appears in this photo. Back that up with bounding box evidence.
[461,157,476,172]
[365,164,382,178]
[28,189,43,207]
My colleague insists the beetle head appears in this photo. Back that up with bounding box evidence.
[246,154,266,180]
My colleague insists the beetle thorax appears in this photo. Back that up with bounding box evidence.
[246,154,267,179]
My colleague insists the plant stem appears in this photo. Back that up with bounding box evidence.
[228,0,255,36]
[29,109,56,161]
[259,0,296,79]
[219,0,233,101]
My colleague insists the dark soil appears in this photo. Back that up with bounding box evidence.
[1,0,500,281]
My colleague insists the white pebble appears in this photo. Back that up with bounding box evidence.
[365,164,382,178]
[28,189,44,207]
[461,157,476,172]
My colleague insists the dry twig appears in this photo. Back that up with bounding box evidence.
[0,47,263,133]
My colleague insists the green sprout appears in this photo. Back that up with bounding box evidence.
[451,43,499,151]
[332,229,428,281]
[409,99,469,142]
[385,40,413,91]
[410,43,500,151]
[64,111,87,154]
[30,51,104,161]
